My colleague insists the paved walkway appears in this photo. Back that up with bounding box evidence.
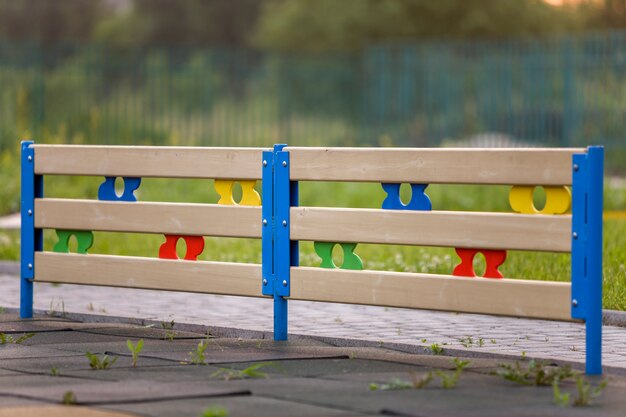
[1,273,625,372]
[4,312,625,416]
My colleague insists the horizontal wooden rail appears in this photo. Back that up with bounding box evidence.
[291,207,571,252]
[33,145,267,179]
[290,267,573,321]
[285,147,584,185]
[35,252,264,298]
[35,199,262,238]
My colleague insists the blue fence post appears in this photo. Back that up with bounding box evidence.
[272,144,294,341]
[20,140,42,319]
[261,150,275,298]
[571,146,604,375]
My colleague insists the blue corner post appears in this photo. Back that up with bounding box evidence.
[270,144,296,341]
[20,141,43,319]
[571,145,604,375]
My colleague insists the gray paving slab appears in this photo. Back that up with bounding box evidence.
[0,354,178,374]
[0,344,85,360]
[17,330,139,347]
[2,275,623,372]
[227,375,626,417]
[102,395,366,417]
[218,358,429,378]
[0,378,251,405]
[0,396,50,407]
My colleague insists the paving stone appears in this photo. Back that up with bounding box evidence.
[102,395,365,417]
[0,378,251,405]
[0,345,84,360]
[0,353,177,374]
[218,358,428,378]
[0,406,139,417]
[18,331,136,347]
[0,397,51,407]
[63,364,226,383]
[75,327,206,340]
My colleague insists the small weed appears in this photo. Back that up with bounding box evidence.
[61,391,76,405]
[210,362,276,381]
[189,339,209,365]
[0,306,6,314]
[369,372,433,391]
[200,406,229,417]
[421,339,427,343]
[127,339,144,367]
[85,352,118,370]
[0,332,35,344]
[459,336,473,348]
[569,345,579,352]
[334,317,342,323]
[478,338,485,347]
[161,319,175,330]
[429,343,444,355]
[490,339,497,344]
[87,303,94,312]
[573,376,607,406]
[48,298,66,317]
[553,376,607,407]
[50,367,60,376]
[434,358,470,389]
[161,319,176,341]
[495,360,574,386]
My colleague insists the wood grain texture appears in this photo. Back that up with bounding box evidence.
[290,267,573,321]
[35,252,264,298]
[285,147,585,185]
[290,207,571,252]
[33,145,268,179]
[35,198,262,238]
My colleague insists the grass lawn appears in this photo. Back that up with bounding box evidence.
[0,172,624,310]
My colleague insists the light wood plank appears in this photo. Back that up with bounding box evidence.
[35,199,262,238]
[35,252,265,297]
[33,145,268,179]
[291,207,571,252]
[285,147,585,185]
[290,267,573,321]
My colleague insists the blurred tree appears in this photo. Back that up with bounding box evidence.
[0,0,105,43]
[254,0,584,52]
[94,0,263,46]
[584,0,626,28]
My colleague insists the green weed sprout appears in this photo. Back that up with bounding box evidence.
[210,362,276,381]
[189,339,209,365]
[85,351,118,370]
[369,372,434,391]
[496,360,573,386]
[200,406,229,417]
[553,375,608,407]
[127,339,144,367]
[0,332,35,345]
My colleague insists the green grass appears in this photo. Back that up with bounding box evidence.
[0,150,624,309]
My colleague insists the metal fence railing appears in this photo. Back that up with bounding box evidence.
[1,32,624,172]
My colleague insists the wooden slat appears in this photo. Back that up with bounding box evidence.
[33,145,268,179]
[291,207,571,252]
[290,267,573,321]
[285,147,584,185]
[35,252,264,298]
[35,199,262,238]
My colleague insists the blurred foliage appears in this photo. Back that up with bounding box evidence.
[254,0,584,52]
[0,1,626,50]
[0,0,104,44]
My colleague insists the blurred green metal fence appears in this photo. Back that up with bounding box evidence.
[0,33,624,171]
